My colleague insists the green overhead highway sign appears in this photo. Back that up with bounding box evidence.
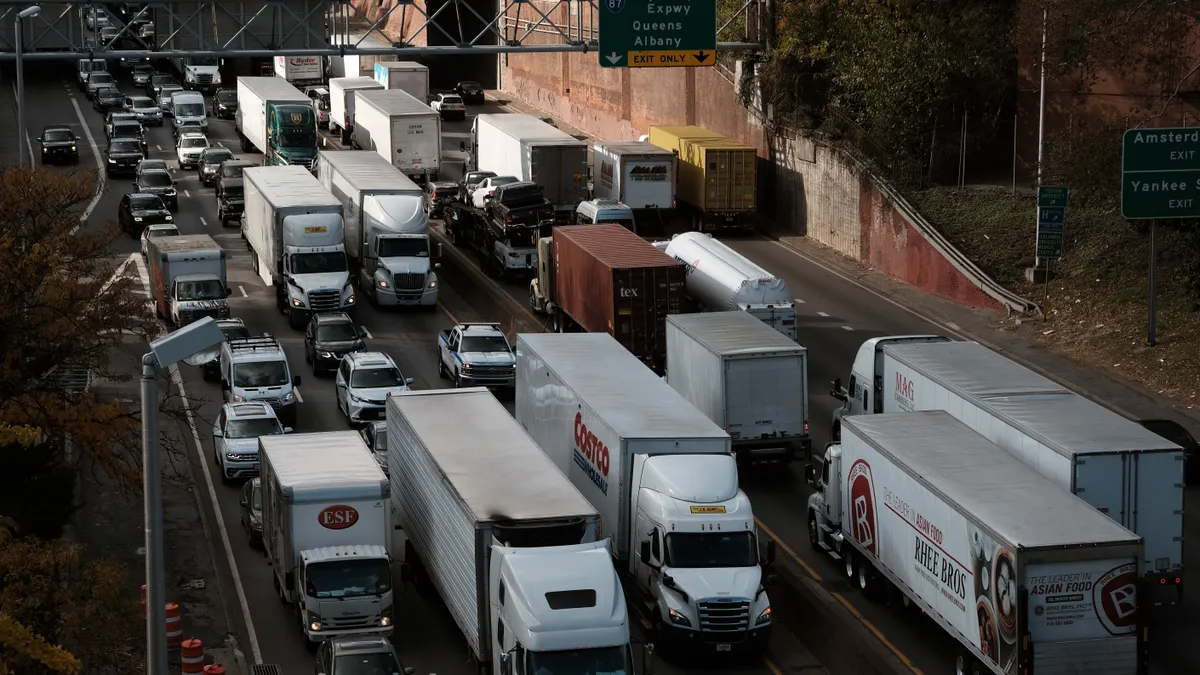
[1121,127,1200,220]
[599,0,717,69]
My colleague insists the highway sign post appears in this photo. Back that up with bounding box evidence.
[1120,127,1200,220]
[1034,186,1068,299]
[599,0,717,69]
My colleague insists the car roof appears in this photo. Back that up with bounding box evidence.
[109,137,141,144]
[314,312,354,325]
[347,351,395,368]
[42,124,72,132]
[146,222,177,230]
[329,635,395,654]
[460,323,505,335]
[180,131,207,139]
[127,192,162,201]
[224,402,276,419]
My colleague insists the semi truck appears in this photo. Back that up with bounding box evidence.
[146,235,231,326]
[313,150,440,309]
[831,337,1185,602]
[660,232,798,340]
[273,55,323,85]
[243,166,355,329]
[516,332,776,656]
[529,224,685,375]
[372,61,430,101]
[471,114,589,222]
[328,76,383,144]
[806,411,1146,675]
[647,125,757,232]
[260,431,394,644]
[351,89,442,183]
[387,388,644,674]
[235,77,319,169]
[665,311,810,464]
[170,56,222,93]
[591,142,677,233]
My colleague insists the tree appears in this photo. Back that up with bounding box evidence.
[0,520,141,675]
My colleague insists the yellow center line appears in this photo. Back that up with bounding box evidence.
[755,517,822,582]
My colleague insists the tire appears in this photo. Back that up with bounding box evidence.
[844,548,857,581]
[807,511,821,550]
[454,372,463,388]
[437,355,448,380]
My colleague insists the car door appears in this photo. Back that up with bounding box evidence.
[304,320,315,357]
[211,410,225,458]
[335,360,350,409]
[118,195,130,228]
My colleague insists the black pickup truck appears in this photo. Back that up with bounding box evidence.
[445,181,554,279]
[484,181,555,226]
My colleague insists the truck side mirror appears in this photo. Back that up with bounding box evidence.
[284,570,294,592]
[283,427,294,433]
[405,378,415,385]
[292,375,302,387]
[804,464,817,487]
[763,540,777,566]
[403,668,414,675]
[220,380,230,391]
[499,653,510,675]
[642,644,655,675]
[436,243,443,258]
[830,377,846,400]
[212,429,223,438]
[638,540,651,565]
[459,141,466,152]
[225,287,233,297]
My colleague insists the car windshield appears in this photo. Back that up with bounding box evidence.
[131,197,164,211]
[176,102,205,116]
[232,362,289,388]
[526,646,630,675]
[306,558,391,599]
[176,279,225,300]
[377,238,428,258]
[152,75,174,85]
[204,151,233,165]
[217,91,237,103]
[90,74,113,85]
[43,129,73,142]
[148,227,179,238]
[333,652,404,675]
[371,428,387,453]
[316,323,358,342]
[221,163,247,178]
[291,251,347,274]
[224,417,282,439]
[220,325,251,341]
[130,96,154,108]
[460,336,510,353]
[114,123,141,136]
[350,367,405,389]
[110,141,140,154]
[134,65,154,74]
[664,531,757,568]
[140,173,171,187]
[181,137,207,149]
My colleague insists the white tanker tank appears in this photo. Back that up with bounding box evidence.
[663,232,797,340]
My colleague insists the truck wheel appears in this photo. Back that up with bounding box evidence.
[955,650,976,675]
[857,560,882,600]
[240,135,250,152]
[807,511,821,550]
[437,354,447,379]
[844,548,857,581]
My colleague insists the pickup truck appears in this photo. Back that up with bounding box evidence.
[445,182,554,279]
[484,181,554,227]
[436,323,516,390]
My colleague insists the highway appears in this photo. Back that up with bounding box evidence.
[16,68,793,675]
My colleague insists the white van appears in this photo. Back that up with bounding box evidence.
[77,58,108,91]
[574,198,636,231]
[171,91,208,130]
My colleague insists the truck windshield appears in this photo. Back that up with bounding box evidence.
[225,418,282,439]
[176,280,225,301]
[176,103,205,117]
[526,645,630,675]
[306,559,392,598]
[377,238,428,258]
[190,57,219,66]
[280,129,318,148]
[291,252,347,274]
[232,362,289,388]
[664,532,756,568]
[460,336,510,353]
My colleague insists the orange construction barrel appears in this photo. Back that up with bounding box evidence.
[180,638,204,674]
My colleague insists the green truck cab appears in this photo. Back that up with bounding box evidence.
[236,77,320,170]
[267,104,318,167]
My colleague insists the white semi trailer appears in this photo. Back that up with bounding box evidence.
[328,76,383,143]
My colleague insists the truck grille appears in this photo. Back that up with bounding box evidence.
[327,615,375,629]
[289,157,314,170]
[466,366,513,380]
[193,73,213,86]
[180,309,222,324]
[394,273,425,291]
[698,599,750,641]
[307,289,341,312]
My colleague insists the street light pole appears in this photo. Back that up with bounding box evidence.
[141,353,167,675]
[15,6,40,168]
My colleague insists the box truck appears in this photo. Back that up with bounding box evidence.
[662,232,797,340]
[806,411,1146,675]
[666,311,810,464]
[471,114,589,222]
[146,234,231,326]
[647,125,756,232]
[243,166,355,329]
[387,388,644,674]
[351,89,442,183]
[235,77,319,169]
[516,332,776,656]
[260,431,394,644]
[328,76,383,143]
[591,141,677,232]
[831,337,1185,602]
[329,33,391,79]
[273,55,323,85]
[313,150,440,309]
[528,224,684,375]
[372,61,429,101]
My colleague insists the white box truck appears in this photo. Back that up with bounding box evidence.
[662,232,798,340]
[328,76,383,143]
[591,141,677,231]
[387,388,644,674]
[806,411,1146,675]
[273,55,323,84]
[329,33,391,79]
[146,235,231,326]
[351,89,442,183]
[260,431,394,644]
[313,150,440,309]
[243,166,355,329]
[831,337,1185,603]
[235,77,319,169]
[515,332,777,655]
[373,61,429,101]
[666,311,810,464]
[472,113,589,222]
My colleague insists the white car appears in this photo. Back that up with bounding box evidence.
[211,402,290,482]
[430,93,466,121]
[470,175,520,208]
[140,223,180,258]
[176,131,210,169]
[335,352,413,425]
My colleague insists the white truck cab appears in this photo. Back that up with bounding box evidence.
[220,336,301,428]
[174,56,222,92]
[830,335,950,438]
[77,58,108,90]
[575,198,635,231]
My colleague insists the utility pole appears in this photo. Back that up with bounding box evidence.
[1036,5,1048,187]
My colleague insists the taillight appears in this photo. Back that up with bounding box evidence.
[508,251,519,258]
[505,215,512,222]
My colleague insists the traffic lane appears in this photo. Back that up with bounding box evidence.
[20,77,102,175]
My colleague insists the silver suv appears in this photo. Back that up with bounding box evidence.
[211,402,290,482]
[219,336,301,427]
[315,636,413,675]
[334,352,412,425]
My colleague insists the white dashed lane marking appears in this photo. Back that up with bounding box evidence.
[817,311,830,317]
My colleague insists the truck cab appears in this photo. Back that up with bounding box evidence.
[829,335,951,440]
[358,194,440,309]
[174,56,222,93]
[77,58,108,91]
[165,274,231,325]
[436,323,516,390]
[220,336,301,427]
[630,453,774,654]
[146,235,232,326]
[267,103,319,169]
[171,91,208,131]
[575,198,635,232]
[277,217,355,329]
[803,444,852,576]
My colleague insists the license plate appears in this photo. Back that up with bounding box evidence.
[252,463,260,471]
[716,644,731,652]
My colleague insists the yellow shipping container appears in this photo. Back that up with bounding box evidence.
[648,125,756,216]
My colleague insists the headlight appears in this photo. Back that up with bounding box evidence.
[108,158,117,164]
[428,280,437,289]
[349,393,364,404]
[165,188,176,196]
[231,395,246,402]
[376,277,390,289]
[345,294,355,305]
[308,612,323,632]
[668,608,692,627]
[318,351,334,359]
[755,607,772,626]
[70,143,77,150]
[290,297,304,308]
[165,215,173,221]
[460,364,473,372]
[282,391,295,404]
[380,616,391,627]
[134,217,143,223]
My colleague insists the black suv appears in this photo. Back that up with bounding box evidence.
[217,177,244,226]
[118,193,172,238]
[37,125,79,165]
[146,73,176,99]
[93,86,125,113]
[304,312,366,374]
[454,80,485,105]
[198,147,235,186]
[212,89,238,119]
[135,170,178,211]
[109,120,148,155]
[104,138,145,177]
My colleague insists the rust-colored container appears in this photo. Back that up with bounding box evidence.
[552,224,685,373]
